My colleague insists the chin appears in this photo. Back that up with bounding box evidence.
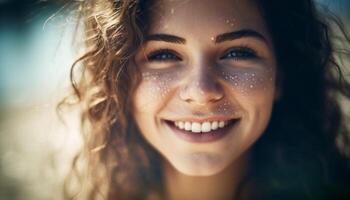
[179,168,223,177]
[169,153,228,176]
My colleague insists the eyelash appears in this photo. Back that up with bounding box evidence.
[220,46,258,60]
[147,49,181,62]
[146,46,258,62]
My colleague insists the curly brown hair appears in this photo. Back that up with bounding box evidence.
[62,0,350,199]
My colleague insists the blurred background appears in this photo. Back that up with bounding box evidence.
[0,1,82,200]
[0,0,349,200]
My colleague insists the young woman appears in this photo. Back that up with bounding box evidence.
[64,0,350,199]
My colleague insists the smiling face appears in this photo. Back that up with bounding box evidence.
[132,0,278,176]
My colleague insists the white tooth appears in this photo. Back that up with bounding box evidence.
[201,122,211,132]
[191,122,201,133]
[178,121,184,129]
[211,121,218,130]
[185,122,192,131]
[219,121,225,128]
[175,121,178,127]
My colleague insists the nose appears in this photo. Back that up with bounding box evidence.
[179,67,224,105]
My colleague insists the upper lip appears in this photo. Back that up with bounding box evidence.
[164,116,240,123]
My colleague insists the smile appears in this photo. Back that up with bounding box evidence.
[164,118,240,143]
[174,120,229,133]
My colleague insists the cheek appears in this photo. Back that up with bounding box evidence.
[133,71,179,113]
[221,67,275,96]
[221,67,276,139]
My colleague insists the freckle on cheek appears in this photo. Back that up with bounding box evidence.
[136,71,177,109]
[215,100,241,116]
[221,69,274,95]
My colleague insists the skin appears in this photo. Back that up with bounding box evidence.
[132,0,279,199]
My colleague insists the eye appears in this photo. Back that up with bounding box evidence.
[220,47,257,60]
[147,49,181,62]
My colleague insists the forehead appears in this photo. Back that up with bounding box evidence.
[148,0,269,38]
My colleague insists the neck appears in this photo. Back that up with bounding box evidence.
[163,153,250,200]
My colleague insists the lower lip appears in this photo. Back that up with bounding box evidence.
[164,119,240,143]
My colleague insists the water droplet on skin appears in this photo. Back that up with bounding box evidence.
[171,8,174,14]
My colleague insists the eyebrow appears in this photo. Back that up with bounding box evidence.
[145,34,186,44]
[144,29,267,45]
[215,29,267,43]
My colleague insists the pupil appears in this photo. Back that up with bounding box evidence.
[229,51,249,58]
[160,53,172,59]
